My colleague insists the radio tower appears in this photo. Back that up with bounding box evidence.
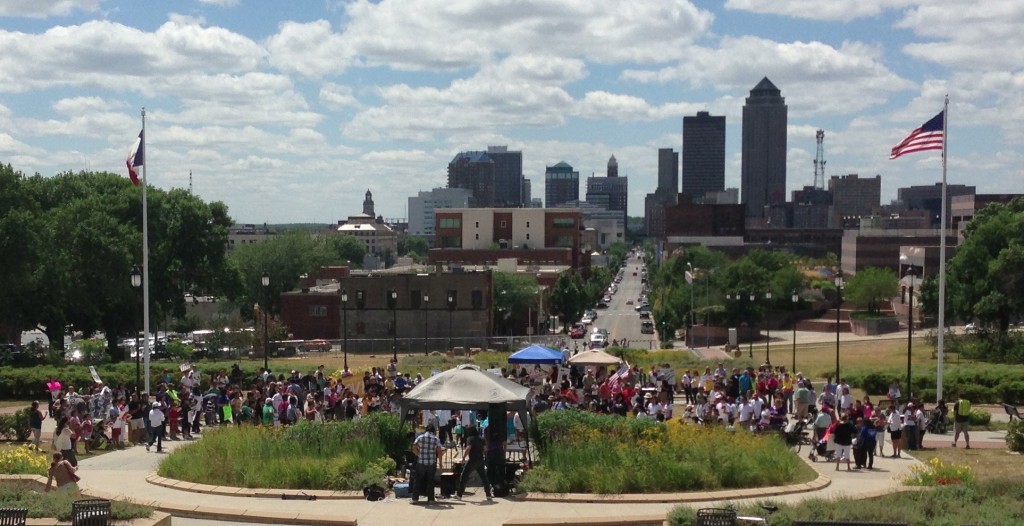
[813,129,826,189]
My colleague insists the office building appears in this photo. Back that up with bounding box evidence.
[830,174,881,228]
[407,187,474,237]
[646,148,679,237]
[486,146,525,208]
[447,151,495,207]
[545,162,579,208]
[682,111,725,201]
[896,183,976,228]
[741,77,788,219]
[587,156,628,224]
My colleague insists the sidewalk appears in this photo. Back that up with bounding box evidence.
[73,434,936,526]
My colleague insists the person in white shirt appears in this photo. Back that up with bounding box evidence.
[146,402,166,453]
[737,398,755,429]
[886,405,903,458]
[839,386,854,413]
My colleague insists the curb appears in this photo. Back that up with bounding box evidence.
[145,474,363,500]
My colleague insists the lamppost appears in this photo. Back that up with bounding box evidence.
[906,267,916,400]
[261,272,270,372]
[764,290,773,364]
[748,292,755,358]
[447,292,455,350]
[131,266,142,393]
[834,271,844,382]
[791,290,798,373]
[341,289,348,372]
[390,289,398,362]
[423,294,429,355]
[687,262,696,330]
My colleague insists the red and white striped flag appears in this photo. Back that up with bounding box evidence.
[890,111,943,159]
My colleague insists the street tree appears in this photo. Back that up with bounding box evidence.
[493,272,540,335]
[843,267,898,314]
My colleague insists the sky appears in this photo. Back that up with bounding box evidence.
[1,0,1021,225]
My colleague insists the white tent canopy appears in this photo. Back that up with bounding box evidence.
[567,349,623,366]
[399,364,531,413]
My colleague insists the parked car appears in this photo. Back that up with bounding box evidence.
[640,321,655,334]
[639,311,651,319]
[626,299,634,305]
[570,324,586,339]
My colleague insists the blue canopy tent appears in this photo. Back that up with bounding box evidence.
[508,344,563,365]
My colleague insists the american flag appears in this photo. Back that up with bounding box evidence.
[606,363,630,387]
[890,111,943,159]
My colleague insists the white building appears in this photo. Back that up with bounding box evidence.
[408,187,474,238]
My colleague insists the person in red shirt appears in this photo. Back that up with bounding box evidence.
[167,401,181,440]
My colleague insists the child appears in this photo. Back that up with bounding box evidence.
[167,401,181,440]
[79,418,93,455]
[108,404,123,449]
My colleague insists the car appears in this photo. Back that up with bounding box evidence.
[602,295,612,303]
[640,321,655,334]
[596,302,609,309]
[589,333,608,348]
[632,271,637,276]
[570,324,586,339]
[965,323,977,332]
[626,299,634,305]
[639,311,651,319]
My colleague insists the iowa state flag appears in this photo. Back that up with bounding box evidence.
[126,130,144,186]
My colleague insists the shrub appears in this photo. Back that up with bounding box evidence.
[1006,419,1024,452]
[522,411,800,494]
[0,444,49,475]
[0,481,151,520]
[903,457,974,487]
[0,409,32,441]
[968,409,991,426]
[158,413,408,490]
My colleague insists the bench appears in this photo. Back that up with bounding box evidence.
[0,508,27,526]
[1003,403,1022,421]
[71,499,110,526]
[785,520,999,526]
[696,508,737,526]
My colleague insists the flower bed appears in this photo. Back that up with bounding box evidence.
[522,411,802,494]
[0,480,151,521]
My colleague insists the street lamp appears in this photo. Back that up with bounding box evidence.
[748,292,755,358]
[390,289,398,363]
[341,289,348,372]
[791,290,798,373]
[262,272,270,372]
[447,292,456,350]
[687,263,696,330]
[423,294,429,356]
[906,267,917,400]
[130,266,142,394]
[765,290,773,364]
[834,271,844,383]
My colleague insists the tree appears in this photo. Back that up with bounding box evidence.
[492,272,539,335]
[328,234,367,267]
[229,230,335,318]
[550,272,586,332]
[398,236,429,261]
[942,198,1024,333]
[844,267,898,314]
[607,241,628,271]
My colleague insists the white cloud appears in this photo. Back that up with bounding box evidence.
[898,0,1024,71]
[198,0,239,6]
[623,36,914,116]
[0,0,101,18]
[266,0,713,77]
[724,0,914,22]
[0,17,266,93]
[319,83,360,109]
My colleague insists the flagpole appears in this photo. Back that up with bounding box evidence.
[141,107,152,394]
[936,95,949,402]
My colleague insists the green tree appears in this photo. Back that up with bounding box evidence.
[329,234,367,266]
[551,272,586,332]
[229,230,335,318]
[844,267,898,314]
[606,241,629,271]
[0,164,43,344]
[397,236,429,261]
[493,272,540,335]
[942,198,1024,333]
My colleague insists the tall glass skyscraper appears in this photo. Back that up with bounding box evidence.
[741,77,788,219]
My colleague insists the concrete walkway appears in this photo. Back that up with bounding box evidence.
[69,432,943,526]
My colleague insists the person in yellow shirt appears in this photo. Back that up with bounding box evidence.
[781,373,794,414]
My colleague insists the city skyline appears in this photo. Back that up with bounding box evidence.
[0,1,1020,223]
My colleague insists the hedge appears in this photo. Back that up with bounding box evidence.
[843,365,1024,404]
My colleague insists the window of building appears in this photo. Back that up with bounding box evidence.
[309,305,327,317]
[475,233,479,240]
[526,221,531,228]
[411,290,422,309]
[552,235,574,247]
[439,217,461,228]
[526,233,530,240]
[355,321,365,335]
[446,290,458,309]
[471,290,483,309]
[500,221,506,227]
[475,221,479,228]
[553,217,576,228]
[356,290,365,309]
[440,236,461,248]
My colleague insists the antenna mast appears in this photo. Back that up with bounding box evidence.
[813,129,826,189]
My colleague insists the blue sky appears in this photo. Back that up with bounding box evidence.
[1,0,1021,224]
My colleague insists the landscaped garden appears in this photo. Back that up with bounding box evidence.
[157,412,406,491]
[520,411,809,494]
[0,480,151,522]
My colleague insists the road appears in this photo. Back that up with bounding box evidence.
[586,254,656,351]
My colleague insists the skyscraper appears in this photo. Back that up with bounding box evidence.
[607,155,619,178]
[545,162,579,208]
[486,145,524,207]
[587,156,628,224]
[741,77,788,219]
[448,151,495,207]
[646,148,679,237]
[682,111,725,201]
[657,148,679,196]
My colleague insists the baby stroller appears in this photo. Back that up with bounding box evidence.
[782,418,813,453]
[925,401,949,434]
[203,396,218,426]
[808,431,836,462]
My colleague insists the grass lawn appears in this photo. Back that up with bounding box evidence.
[907,446,1024,482]
[0,401,31,410]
